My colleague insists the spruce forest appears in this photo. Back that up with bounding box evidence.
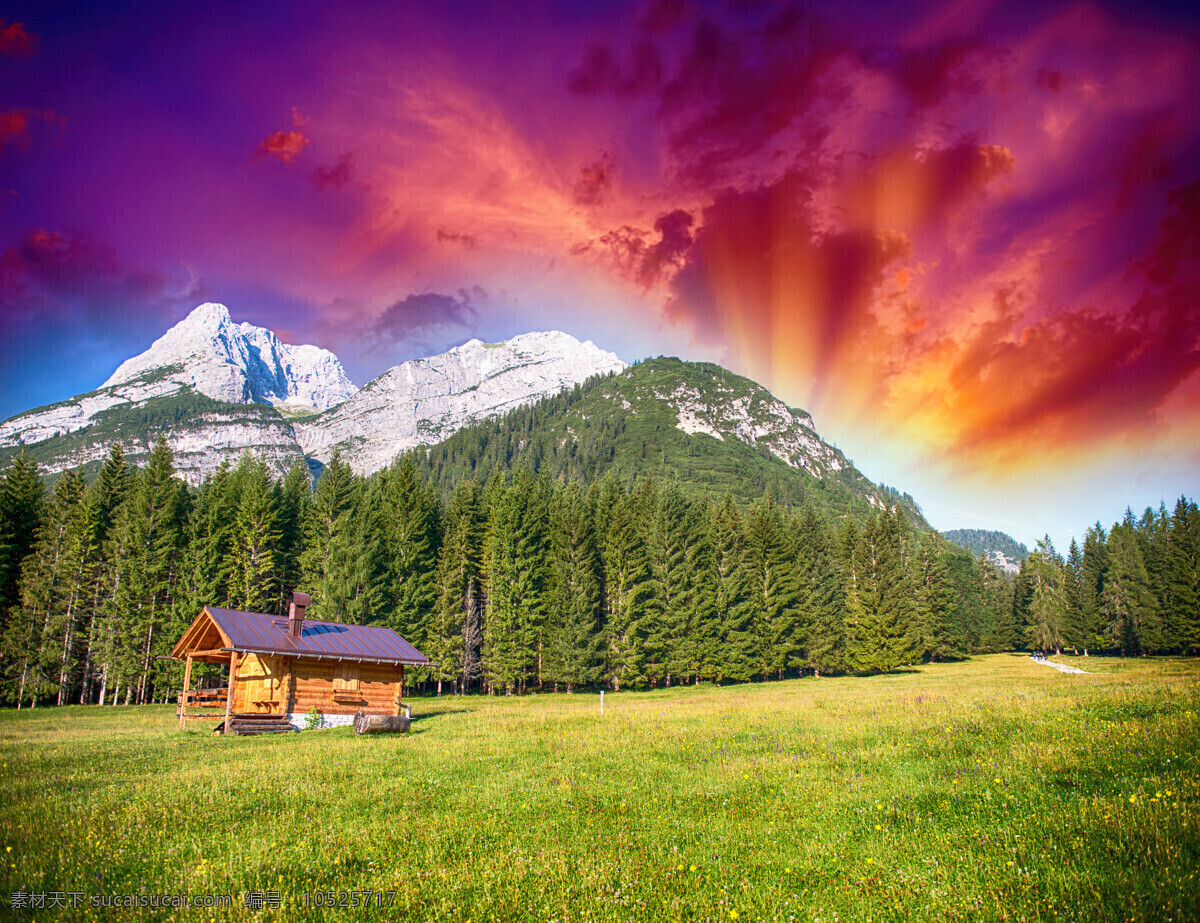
[0,438,1197,709]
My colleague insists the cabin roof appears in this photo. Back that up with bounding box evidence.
[171,606,430,666]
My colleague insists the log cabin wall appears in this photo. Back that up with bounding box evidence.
[233,654,286,714]
[286,660,402,716]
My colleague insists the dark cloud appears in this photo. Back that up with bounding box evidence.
[374,290,479,342]
[638,0,690,33]
[877,38,985,110]
[584,209,694,287]
[436,229,479,250]
[0,228,206,416]
[0,108,62,152]
[658,9,843,185]
[255,130,308,164]
[1035,67,1065,93]
[1117,121,1177,208]
[15,229,187,305]
[923,143,1016,209]
[638,209,694,285]
[567,41,663,97]
[0,20,37,59]
[312,152,354,190]
[568,45,622,94]
[574,154,614,205]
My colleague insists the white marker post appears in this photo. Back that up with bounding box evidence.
[600,690,605,715]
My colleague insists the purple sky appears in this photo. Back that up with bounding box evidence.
[2,0,1199,545]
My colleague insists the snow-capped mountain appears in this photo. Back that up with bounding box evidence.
[297,331,626,473]
[103,302,357,410]
[0,306,625,482]
[0,301,919,529]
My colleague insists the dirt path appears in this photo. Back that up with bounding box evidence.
[1032,657,1104,675]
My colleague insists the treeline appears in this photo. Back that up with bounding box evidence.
[1014,503,1200,656]
[2,441,1194,707]
[0,439,1015,707]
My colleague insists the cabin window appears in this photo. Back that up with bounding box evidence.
[333,662,360,693]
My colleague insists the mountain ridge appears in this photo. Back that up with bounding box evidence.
[943,529,1029,573]
[1,303,927,530]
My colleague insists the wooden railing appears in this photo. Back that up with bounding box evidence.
[177,688,230,721]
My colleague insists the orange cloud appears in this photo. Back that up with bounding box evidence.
[292,106,310,127]
[841,142,1016,233]
[256,130,308,164]
[0,20,36,58]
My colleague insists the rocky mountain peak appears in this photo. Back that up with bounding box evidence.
[296,330,627,473]
[102,302,358,411]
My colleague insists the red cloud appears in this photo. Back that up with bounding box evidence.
[312,152,354,190]
[0,108,62,152]
[0,20,37,58]
[574,155,614,205]
[256,130,308,164]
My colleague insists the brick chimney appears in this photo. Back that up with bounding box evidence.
[288,591,311,639]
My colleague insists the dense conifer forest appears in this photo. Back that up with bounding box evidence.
[0,440,1196,707]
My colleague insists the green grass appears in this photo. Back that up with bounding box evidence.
[1,654,1197,921]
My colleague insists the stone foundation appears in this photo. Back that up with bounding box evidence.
[285,712,357,731]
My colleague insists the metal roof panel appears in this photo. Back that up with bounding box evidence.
[199,607,430,665]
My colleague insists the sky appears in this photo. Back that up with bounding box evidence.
[1,0,1198,550]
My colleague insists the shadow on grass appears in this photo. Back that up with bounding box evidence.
[412,706,471,721]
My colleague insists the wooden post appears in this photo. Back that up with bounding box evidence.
[178,655,194,731]
[223,652,239,736]
[285,657,297,719]
[394,665,402,717]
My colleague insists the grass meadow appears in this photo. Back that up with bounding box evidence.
[0,654,1197,922]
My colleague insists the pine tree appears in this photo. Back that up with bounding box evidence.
[1025,538,1066,654]
[844,507,918,672]
[976,553,1014,652]
[1080,523,1109,654]
[3,470,86,707]
[64,446,132,705]
[796,505,844,676]
[301,449,382,623]
[676,495,717,684]
[112,437,187,704]
[273,461,311,610]
[544,485,602,692]
[1102,523,1162,654]
[231,454,281,614]
[482,466,549,693]
[1061,539,1086,653]
[0,452,46,630]
[429,481,485,693]
[1166,498,1200,653]
[380,456,441,648]
[745,498,800,679]
[708,495,755,683]
[913,531,963,662]
[601,489,659,689]
[649,483,694,686]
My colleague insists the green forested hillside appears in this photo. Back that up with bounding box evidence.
[413,358,928,528]
[944,529,1030,562]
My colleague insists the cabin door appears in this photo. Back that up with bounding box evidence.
[246,654,283,714]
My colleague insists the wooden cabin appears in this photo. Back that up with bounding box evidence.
[172,592,430,735]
